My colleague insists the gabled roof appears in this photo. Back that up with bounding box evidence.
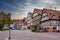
[43,8,60,20]
[13,19,22,24]
[33,8,42,14]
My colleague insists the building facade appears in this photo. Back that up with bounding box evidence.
[22,17,28,30]
[41,8,60,32]
[31,8,60,32]
[27,12,33,29]
[13,19,22,30]
[32,9,42,31]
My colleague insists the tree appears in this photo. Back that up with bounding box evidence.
[0,24,3,30]
[0,12,13,30]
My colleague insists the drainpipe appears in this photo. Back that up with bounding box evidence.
[50,20,53,32]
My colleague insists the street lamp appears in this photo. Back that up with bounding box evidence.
[8,13,11,40]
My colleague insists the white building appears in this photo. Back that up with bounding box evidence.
[27,12,33,29]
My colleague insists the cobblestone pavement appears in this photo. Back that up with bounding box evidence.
[0,30,60,40]
[0,30,8,40]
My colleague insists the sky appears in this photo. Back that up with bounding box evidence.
[0,0,60,20]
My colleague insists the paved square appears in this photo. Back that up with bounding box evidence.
[0,30,60,40]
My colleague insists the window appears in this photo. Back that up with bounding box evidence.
[42,13,47,17]
[53,27,56,30]
[41,21,50,26]
[51,20,57,25]
[58,21,60,25]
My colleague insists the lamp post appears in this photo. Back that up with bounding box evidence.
[8,13,11,40]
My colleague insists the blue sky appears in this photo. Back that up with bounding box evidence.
[0,0,60,19]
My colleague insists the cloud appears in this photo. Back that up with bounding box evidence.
[25,0,32,3]
[10,0,34,19]
[44,0,56,4]
[24,2,31,6]
[10,0,46,19]
[2,1,26,12]
[11,12,27,19]
[2,2,18,10]
[44,0,60,10]
[2,0,60,19]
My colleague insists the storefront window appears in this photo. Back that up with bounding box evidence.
[51,20,57,25]
[58,21,60,25]
[41,21,50,27]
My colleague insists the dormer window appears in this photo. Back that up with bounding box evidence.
[42,13,47,18]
